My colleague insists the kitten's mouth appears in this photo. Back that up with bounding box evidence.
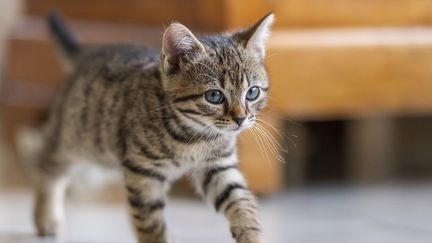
[215,117,255,133]
[225,122,254,132]
[232,126,242,131]
[214,124,242,132]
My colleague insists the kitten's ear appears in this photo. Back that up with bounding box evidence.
[162,22,205,74]
[233,12,275,60]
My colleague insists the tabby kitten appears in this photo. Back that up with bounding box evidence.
[27,12,274,243]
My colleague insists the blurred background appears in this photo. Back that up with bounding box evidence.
[1,1,432,243]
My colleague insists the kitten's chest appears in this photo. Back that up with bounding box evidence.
[174,145,208,164]
[173,138,236,165]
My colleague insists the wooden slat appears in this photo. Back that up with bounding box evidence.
[27,0,432,30]
[8,39,64,84]
[266,28,432,119]
[226,0,432,29]
[26,0,226,31]
[12,16,162,45]
[7,17,162,83]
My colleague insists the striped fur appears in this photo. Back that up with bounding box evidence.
[26,12,274,243]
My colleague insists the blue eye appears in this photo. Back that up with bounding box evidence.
[246,86,260,101]
[205,90,224,104]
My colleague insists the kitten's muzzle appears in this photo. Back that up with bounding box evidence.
[230,104,247,126]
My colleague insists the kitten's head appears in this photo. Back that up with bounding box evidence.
[160,13,274,135]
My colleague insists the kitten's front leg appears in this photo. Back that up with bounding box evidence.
[192,158,264,243]
[122,159,169,243]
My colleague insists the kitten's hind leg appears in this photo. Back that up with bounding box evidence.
[33,158,70,237]
[16,128,70,236]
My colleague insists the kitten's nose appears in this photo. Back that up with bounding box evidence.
[234,117,246,126]
[231,105,247,126]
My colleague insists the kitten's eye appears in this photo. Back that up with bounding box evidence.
[205,90,225,104]
[246,86,260,101]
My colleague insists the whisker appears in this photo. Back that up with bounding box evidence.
[202,130,221,167]
[146,103,176,115]
[248,128,268,168]
[255,123,289,154]
[256,118,285,140]
[255,131,286,164]
[254,124,287,164]
[251,127,272,168]
[257,111,301,126]
[265,52,283,59]
[187,124,212,145]
[256,118,296,150]
[255,114,299,147]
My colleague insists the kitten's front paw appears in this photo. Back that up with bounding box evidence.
[231,226,264,243]
[35,217,60,237]
[237,234,264,243]
[169,236,180,243]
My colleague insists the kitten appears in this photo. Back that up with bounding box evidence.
[26,12,274,243]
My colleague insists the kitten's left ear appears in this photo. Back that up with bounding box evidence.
[233,12,275,60]
[162,22,205,74]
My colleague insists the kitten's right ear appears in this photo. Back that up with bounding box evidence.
[233,12,274,61]
[162,23,205,74]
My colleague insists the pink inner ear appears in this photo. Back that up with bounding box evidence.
[245,14,274,60]
[249,43,265,60]
[252,45,262,55]
[162,23,206,73]
[163,30,182,58]
[163,23,204,59]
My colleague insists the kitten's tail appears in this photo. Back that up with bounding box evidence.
[47,12,81,67]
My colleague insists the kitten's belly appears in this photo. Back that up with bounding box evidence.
[62,146,120,168]
[61,135,233,180]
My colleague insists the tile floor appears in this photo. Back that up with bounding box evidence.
[1,183,432,243]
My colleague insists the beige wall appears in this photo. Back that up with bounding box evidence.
[0,0,22,65]
[0,0,23,186]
